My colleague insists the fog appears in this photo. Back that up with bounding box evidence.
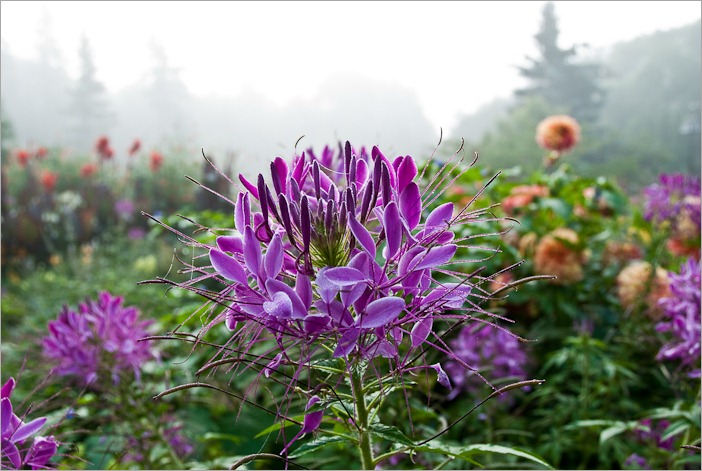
[1,1,700,176]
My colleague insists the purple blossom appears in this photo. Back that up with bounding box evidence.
[656,258,701,378]
[151,141,525,451]
[42,292,156,385]
[1,377,59,470]
[623,453,649,470]
[114,198,135,222]
[445,324,528,400]
[643,173,701,225]
[633,419,674,451]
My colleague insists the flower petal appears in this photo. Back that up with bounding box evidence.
[383,201,402,259]
[1,397,13,436]
[216,236,244,254]
[323,267,366,286]
[12,416,47,443]
[1,377,15,400]
[265,279,307,320]
[425,202,454,229]
[396,155,418,194]
[304,313,331,334]
[348,215,376,258]
[295,275,313,310]
[430,363,452,390]
[410,316,433,348]
[209,249,248,285]
[243,226,263,279]
[333,328,360,358]
[234,192,251,234]
[399,182,422,230]
[355,297,405,329]
[410,245,457,272]
[264,233,284,280]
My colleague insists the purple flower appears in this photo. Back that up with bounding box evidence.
[623,453,649,470]
[114,198,135,222]
[633,419,674,451]
[152,141,526,451]
[1,377,59,470]
[42,292,156,385]
[445,324,528,400]
[656,258,701,378]
[643,173,701,226]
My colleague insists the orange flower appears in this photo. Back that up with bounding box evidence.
[533,228,585,284]
[40,170,58,191]
[616,261,671,318]
[603,240,643,266]
[150,151,164,172]
[536,115,581,153]
[80,163,98,178]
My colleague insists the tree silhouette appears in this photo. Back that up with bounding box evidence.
[516,2,604,123]
[65,34,112,153]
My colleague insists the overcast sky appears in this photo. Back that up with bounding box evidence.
[1,1,700,131]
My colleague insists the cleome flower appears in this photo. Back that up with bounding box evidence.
[148,141,534,453]
[1,377,59,470]
[42,292,156,386]
[655,258,701,378]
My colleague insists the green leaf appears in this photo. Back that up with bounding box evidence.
[202,432,243,444]
[289,435,346,459]
[600,422,637,445]
[254,416,304,438]
[369,424,415,447]
[415,442,554,469]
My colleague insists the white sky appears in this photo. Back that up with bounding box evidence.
[1,1,700,131]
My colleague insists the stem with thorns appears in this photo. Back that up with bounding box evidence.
[350,367,374,470]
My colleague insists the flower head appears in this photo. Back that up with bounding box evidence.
[535,115,581,153]
[655,258,701,377]
[1,377,59,470]
[35,147,47,159]
[40,171,58,192]
[95,136,113,160]
[114,198,135,222]
[150,151,164,172]
[42,292,156,385]
[150,141,531,455]
[128,139,141,157]
[15,150,30,168]
[616,261,671,318]
[501,185,549,215]
[643,174,701,225]
[533,228,585,284]
[79,163,98,178]
[444,324,528,400]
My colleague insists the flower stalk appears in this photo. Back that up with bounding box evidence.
[350,367,374,470]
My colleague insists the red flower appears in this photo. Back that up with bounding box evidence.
[536,115,581,153]
[150,151,164,172]
[16,149,30,168]
[80,163,98,178]
[35,147,48,159]
[128,139,141,156]
[95,136,113,160]
[40,170,58,191]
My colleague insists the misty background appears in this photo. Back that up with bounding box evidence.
[1,1,700,190]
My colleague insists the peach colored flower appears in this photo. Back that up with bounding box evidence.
[536,115,581,153]
[616,261,671,318]
[534,228,585,284]
[502,185,549,215]
[603,240,643,266]
[518,232,538,256]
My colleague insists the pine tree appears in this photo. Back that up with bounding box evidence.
[66,34,112,152]
[516,2,604,123]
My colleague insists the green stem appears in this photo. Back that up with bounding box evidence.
[351,368,374,470]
